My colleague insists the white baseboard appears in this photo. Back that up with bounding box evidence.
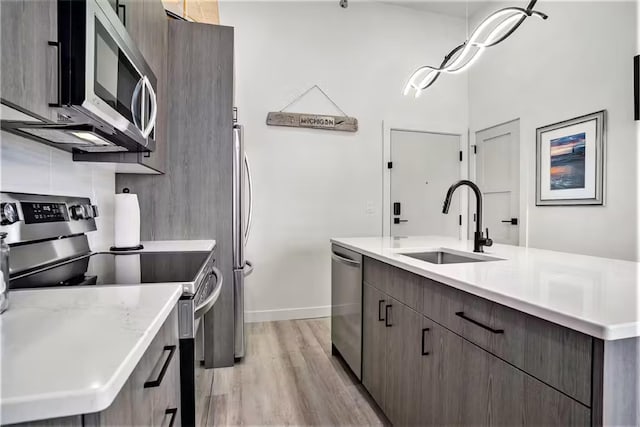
[245,305,331,323]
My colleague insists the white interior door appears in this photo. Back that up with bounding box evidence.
[474,120,520,245]
[390,130,461,237]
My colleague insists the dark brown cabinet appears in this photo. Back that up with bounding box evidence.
[363,284,427,426]
[362,283,387,408]
[0,0,58,121]
[420,319,590,426]
[361,257,597,426]
[384,299,422,426]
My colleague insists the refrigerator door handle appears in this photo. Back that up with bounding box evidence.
[244,152,253,246]
[244,260,254,277]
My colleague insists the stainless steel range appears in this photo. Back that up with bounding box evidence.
[0,192,221,427]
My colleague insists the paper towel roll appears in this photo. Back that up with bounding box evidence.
[114,192,141,249]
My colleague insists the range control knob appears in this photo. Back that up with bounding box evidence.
[82,205,93,219]
[70,205,85,220]
[90,205,99,218]
[1,203,19,225]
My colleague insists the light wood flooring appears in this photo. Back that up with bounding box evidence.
[195,318,386,426]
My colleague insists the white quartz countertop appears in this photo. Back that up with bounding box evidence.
[103,239,216,253]
[0,284,183,425]
[331,236,639,341]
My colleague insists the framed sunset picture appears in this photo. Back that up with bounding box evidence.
[536,110,606,206]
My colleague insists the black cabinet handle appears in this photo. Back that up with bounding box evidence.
[385,305,392,327]
[165,408,178,427]
[378,299,385,321]
[144,345,177,388]
[47,41,61,107]
[421,328,430,355]
[116,0,126,26]
[501,218,518,225]
[455,312,504,334]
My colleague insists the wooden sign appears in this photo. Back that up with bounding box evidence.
[266,112,358,132]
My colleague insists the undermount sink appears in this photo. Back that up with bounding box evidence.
[400,249,501,264]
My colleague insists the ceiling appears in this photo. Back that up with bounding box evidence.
[385,1,491,19]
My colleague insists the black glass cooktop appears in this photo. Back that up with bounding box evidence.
[10,251,211,290]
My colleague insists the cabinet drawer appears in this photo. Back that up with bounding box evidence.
[363,257,392,294]
[144,308,181,427]
[364,257,423,312]
[92,307,181,426]
[424,281,593,406]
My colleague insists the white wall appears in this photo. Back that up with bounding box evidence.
[220,1,469,321]
[0,131,116,251]
[468,1,638,261]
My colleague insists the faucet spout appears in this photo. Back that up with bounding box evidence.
[442,180,492,253]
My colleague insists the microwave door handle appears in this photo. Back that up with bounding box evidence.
[244,152,253,246]
[131,77,144,133]
[141,76,157,139]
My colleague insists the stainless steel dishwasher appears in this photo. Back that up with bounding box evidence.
[331,243,363,379]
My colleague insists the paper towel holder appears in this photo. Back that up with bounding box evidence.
[110,187,144,252]
[110,244,145,252]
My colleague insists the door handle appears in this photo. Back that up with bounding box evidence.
[331,252,361,267]
[421,328,430,356]
[165,408,178,427]
[194,267,223,318]
[47,41,61,107]
[385,304,392,327]
[244,152,253,245]
[501,218,518,225]
[393,218,408,224]
[378,299,385,321]
[131,77,144,133]
[144,345,177,387]
[141,76,157,139]
[455,312,504,334]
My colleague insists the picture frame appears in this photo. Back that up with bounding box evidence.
[536,110,606,206]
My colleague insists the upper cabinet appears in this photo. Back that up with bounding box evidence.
[0,0,59,121]
[162,0,219,24]
[0,0,169,174]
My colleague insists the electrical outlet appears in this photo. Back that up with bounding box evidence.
[366,201,375,215]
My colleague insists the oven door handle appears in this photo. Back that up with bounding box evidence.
[194,266,223,318]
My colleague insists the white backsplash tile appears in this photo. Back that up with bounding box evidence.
[1,131,51,193]
[0,131,116,250]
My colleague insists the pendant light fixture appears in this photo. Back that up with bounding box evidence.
[403,0,548,97]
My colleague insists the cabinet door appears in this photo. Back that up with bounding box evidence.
[112,0,145,42]
[421,320,590,426]
[138,0,168,173]
[362,283,387,409]
[0,0,58,121]
[420,317,464,426]
[384,300,423,426]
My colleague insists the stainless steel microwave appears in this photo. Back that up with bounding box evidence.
[2,0,157,153]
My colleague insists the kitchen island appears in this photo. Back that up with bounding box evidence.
[1,284,183,425]
[331,236,639,426]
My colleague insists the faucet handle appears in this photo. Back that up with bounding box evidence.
[484,228,493,247]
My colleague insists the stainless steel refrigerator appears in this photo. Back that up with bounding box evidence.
[232,123,253,359]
